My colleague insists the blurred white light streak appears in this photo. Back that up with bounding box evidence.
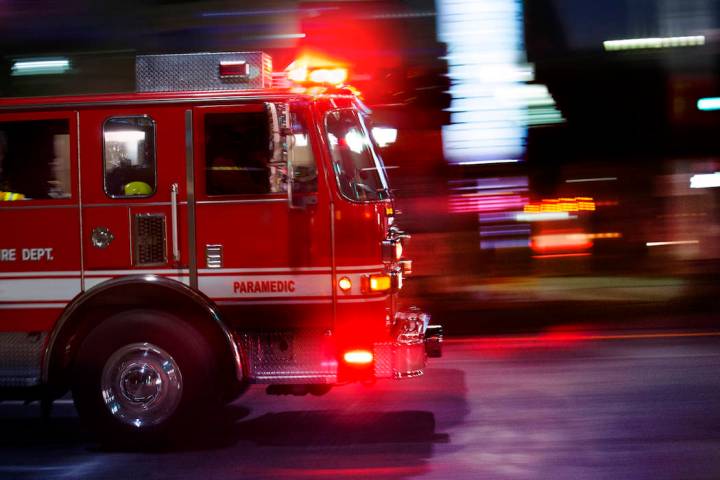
[697,98,720,111]
[11,59,70,76]
[566,177,618,183]
[603,35,704,51]
[646,240,699,247]
[457,159,520,165]
[371,127,398,147]
[514,212,572,222]
[437,0,527,164]
[437,0,563,164]
[690,172,720,188]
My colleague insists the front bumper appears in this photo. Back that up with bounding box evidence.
[237,309,443,384]
[374,308,443,379]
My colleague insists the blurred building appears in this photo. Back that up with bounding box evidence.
[2,0,720,288]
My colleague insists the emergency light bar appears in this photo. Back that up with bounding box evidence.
[136,52,273,92]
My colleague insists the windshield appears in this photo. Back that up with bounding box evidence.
[325,109,390,202]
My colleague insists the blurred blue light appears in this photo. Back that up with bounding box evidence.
[697,97,720,111]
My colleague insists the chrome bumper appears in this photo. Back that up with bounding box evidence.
[374,308,443,379]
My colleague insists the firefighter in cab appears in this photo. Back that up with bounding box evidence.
[0,133,25,201]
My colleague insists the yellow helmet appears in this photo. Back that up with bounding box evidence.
[123,181,153,196]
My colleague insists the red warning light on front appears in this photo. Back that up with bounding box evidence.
[343,350,374,364]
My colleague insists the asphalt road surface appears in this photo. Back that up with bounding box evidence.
[1,331,720,480]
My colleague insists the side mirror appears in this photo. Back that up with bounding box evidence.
[287,159,318,209]
[266,102,317,210]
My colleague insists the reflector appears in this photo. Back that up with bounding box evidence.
[219,61,249,79]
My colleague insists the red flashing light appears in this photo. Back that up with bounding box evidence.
[285,54,349,87]
[343,350,373,365]
[308,67,348,85]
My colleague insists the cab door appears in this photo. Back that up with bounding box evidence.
[79,106,189,286]
[0,111,80,386]
[192,102,333,331]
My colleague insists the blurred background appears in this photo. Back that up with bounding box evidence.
[2,0,719,334]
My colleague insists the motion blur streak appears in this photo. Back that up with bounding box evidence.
[646,240,699,247]
[263,466,426,477]
[11,59,70,76]
[533,252,591,259]
[689,172,720,188]
[603,35,705,51]
[443,331,720,346]
[436,0,527,164]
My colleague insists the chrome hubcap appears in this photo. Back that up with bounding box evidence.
[101,343,182,428]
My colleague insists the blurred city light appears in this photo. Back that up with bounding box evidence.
[646,240,699,247]
[689,172,720,188]
[11,58,70,76]
[565,177,618,183]
[603,35,705,51]
[697,97,720,111]
[514,211,572,222]
[371,127,398,147]
[523,197,596,213]
[436,0,528,164]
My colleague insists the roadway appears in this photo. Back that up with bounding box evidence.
[1,330,720,479]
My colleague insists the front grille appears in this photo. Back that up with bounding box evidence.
[134,214,167,266]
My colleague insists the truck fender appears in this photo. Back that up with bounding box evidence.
[43,275,244,394]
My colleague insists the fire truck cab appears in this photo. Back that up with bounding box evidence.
[0,52,442,440]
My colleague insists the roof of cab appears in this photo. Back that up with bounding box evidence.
[0,88,308,112]
[0,87,360,113]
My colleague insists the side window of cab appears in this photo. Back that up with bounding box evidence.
[203,105,317,196]
[0,119,71,201]
[103,116,157,198]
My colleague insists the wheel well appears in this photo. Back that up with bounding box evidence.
[46,277,243,400]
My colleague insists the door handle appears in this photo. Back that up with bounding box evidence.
[170,183,180,263]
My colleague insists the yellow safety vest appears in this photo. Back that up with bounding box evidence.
[0,191,25,201]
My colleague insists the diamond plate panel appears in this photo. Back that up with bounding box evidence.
[136,52,273,92]
[373,342,394,378]
[0,333,45,387]
[239,331,337,384]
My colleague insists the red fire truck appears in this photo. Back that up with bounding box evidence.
[0,52,442,440]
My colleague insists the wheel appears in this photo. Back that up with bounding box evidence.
[71,310,219,444]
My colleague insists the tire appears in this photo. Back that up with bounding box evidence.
[71,310,219,446]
